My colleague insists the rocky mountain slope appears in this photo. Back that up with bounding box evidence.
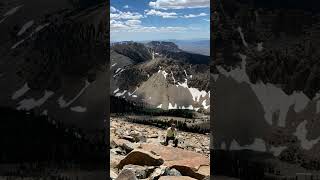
[0,1,108,179]
[110,117,210,180]
[110,41,210,113]
[212,0,320,177]
[0,0,108,131]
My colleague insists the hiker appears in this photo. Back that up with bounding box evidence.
[164,123,178,147]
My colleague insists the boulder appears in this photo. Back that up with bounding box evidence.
[117,149,164,169]
[159,176,197,180]
[148,134,159,138]
[130,131,147,142]
[111,139,118,149]
[111,148,125,155]
[115,169,138,180]
[197,165,210,177]
[122,165,155,179]
[121,135,136,142]
[166,168,182,176]
[110,152,125,168]
[149,165,170,179]
[113,138,139,153]
[140,144,210,179]
[110,169,118,179]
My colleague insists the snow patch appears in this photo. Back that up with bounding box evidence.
[58,80,90,108]
[128,87,138,96]
[17,20,34,36]
[113,88,120,93]
[189,88,207,102]
[17,91,54,110]
[294,120,320,150]
[70,106,87,112]
[3,5,23,17]
[178,78,188,88]
[115,90,127,97]
[168,103,178,109]
[113,68,125,77]
[12,83,30,100]
[270,146,287,157]
[34,23,50,33]
[11,23,50,49]
[115,68,122,73]
[217,53,310,127]
[184,70,188,77]
[171,71,176,84]
[157,104,162,108]
[202,99,210,109]
[237,26,248,47]
[229,138,266,152]
[11,39,25,49]
[158,70,168,79]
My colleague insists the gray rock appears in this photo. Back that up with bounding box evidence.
[121,135,136,142]
[123,164,155,179]
[165,168,182,176]
[149,165,169,179]
[115,169,138,180]
[111,148,125,155]
[110,169,118,179]
[202,176,210,180]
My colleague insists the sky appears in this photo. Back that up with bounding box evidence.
[110,0,210,42]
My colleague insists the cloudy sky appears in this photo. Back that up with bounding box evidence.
[110,0,210,42]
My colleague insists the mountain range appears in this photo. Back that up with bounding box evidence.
[110,41,210,114]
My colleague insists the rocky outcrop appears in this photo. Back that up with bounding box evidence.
[122,165,156,179]
[117,149,164,169]
[110,118,210,179]
[141,144,210,179]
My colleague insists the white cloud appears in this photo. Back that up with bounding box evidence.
[127,26,187,33]
[183,12,207,18]
[110,20,128,31]
[123,5,129,8]
[110,6,144,20]
[125,19,141,26]
[111,11,144,20]
[149,0,209,9]
[110,6,118,13]
[145,9,178,18]
[203,19,210,22]
[111,18,187,33]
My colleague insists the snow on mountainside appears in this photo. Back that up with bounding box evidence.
[110,41,210,113]
[213,0,320,172]
[0,1,108,130]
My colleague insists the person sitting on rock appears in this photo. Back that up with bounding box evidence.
[164,123,178,147]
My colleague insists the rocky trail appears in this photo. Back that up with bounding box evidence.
[110,117,210,180]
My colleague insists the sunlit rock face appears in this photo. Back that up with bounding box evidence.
[0,1,108,131]
[212,0,320,176]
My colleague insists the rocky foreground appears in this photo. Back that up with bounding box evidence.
[110,117,210,180]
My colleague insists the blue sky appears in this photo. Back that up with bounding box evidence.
[110,0,210,42]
